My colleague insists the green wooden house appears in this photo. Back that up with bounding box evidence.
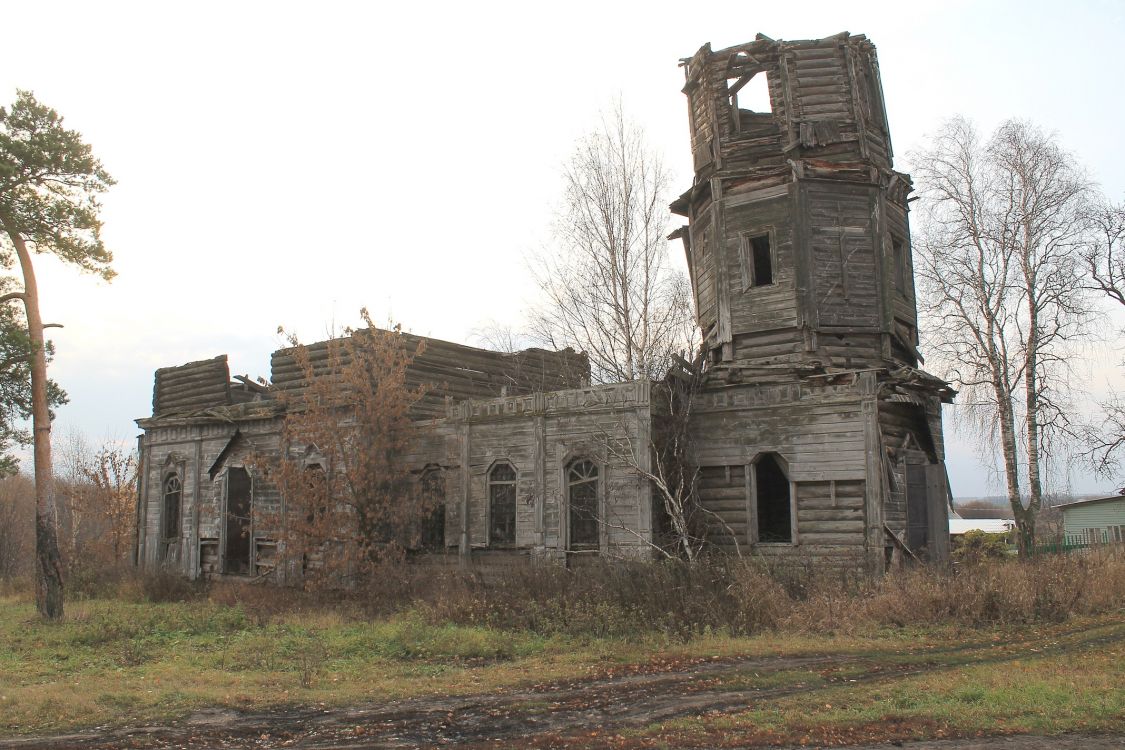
[1060,495,1125,546]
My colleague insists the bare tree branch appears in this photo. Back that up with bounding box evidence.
[526,101,696,383]
[911,116,1094,554]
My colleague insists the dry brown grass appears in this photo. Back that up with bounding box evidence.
[416,549,1125,638]
[14,547,1123,640]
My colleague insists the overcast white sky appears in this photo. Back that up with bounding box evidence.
[2,0,1123,498]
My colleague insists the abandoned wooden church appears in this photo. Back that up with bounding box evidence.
[134,32,954,581]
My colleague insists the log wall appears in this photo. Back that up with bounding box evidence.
[270,332,590,419]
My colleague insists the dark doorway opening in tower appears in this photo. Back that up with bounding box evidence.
[755,454,791,543]
[905,463,930,552]
[224,467,252,575]
[740,232,774,290]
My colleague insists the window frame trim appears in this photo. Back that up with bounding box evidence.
[890,233,912,298]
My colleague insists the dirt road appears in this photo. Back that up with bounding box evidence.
[2,626,1122,750]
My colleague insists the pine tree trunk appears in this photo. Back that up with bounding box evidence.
[5,219,65,619]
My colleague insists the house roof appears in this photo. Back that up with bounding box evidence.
[949,519,1014,535]
[1058,495,1125,512]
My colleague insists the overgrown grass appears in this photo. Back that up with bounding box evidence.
[421,547,1125,637]
[0,550,1122,738]
[0,593,615,734]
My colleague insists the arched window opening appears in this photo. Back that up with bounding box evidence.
[567,459,599,550]
[755,454,791,543]
[488,463,516,545]
[162,475,181,541]
[420,467,446,551]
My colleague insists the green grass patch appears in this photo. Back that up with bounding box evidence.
[623,622,1125,748]
[1,591,1123,743]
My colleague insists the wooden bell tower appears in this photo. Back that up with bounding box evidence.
[674,33,954,574]
[672,32,923,376]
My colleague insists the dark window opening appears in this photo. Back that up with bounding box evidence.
[742,233,773,289]
[420,468,446,551]
[892,236,907,293]
[224,467,253,575]
[567,459,599,550]
[752,235,773,286]
[488,463,516,545]
[162,475,181,541]
[755,454,791,543]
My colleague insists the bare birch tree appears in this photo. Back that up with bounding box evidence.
[527,103,695,383]
[912,117,1093,555]
[1080,199,1125,480]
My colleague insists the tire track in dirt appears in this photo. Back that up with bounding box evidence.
[2,621,1122,750]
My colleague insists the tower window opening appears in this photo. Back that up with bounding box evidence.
[729,71,772,133]
[741,232,774,289]
[729,72,772,114]
[892,236,907,294]
[755,454,791,543]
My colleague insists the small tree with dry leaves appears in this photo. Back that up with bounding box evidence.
[263,311,433,585]
[54,437,137,583]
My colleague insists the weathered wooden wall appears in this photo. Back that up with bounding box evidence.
[689,377,875,571]
[135,404,283,578]
[410,382,655,559]
[137,376,655,579]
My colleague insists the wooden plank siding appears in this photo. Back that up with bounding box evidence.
[690,378,877,569]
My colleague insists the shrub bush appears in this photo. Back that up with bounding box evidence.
[952,530,1012,565]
